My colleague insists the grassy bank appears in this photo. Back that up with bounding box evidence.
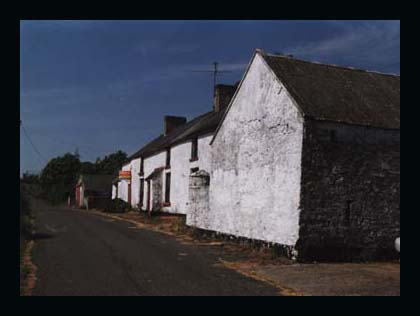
[20,184,37,296]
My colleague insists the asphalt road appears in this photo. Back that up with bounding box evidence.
[32,206,279,296]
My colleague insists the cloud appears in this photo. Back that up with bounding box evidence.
[284,21,400,73]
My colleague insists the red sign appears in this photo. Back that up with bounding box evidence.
[119,170,131,180]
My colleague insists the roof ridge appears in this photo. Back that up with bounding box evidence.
[262,52,400,78]
[128,109,216,160]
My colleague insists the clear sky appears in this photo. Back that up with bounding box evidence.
[20,20,400,175]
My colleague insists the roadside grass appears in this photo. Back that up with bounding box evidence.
[20,184,38,296]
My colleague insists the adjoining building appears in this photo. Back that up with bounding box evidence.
[187,49,400,262]
[75,174,114,210]
[114,84,237,214]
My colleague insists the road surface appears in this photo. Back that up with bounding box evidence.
[32,206,279,296]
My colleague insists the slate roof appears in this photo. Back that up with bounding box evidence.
[128,109,226,160]
[80,174,114,194]
[261,52,400,129]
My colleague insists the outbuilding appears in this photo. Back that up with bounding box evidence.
[75,174,114,210]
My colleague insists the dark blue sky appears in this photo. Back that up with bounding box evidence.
[20,20,400,175]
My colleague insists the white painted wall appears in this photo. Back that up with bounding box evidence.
[162,134,213,214]
[196,53,304,246]
[131,134,214,214]
[112,185,117,199]
[117,162,131,203]
[116,158,141,207]
[130,158,141,207]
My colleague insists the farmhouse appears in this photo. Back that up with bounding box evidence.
[75,174,114,210]
[113,84,237,214]
[187,49,400,262]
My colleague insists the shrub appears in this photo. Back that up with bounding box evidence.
[104,198,132,213]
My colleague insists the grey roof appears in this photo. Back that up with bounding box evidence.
[128,109,226,160]
[81,174,114,193]
[261,52,400,129]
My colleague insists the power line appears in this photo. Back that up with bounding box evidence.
[21,123,48,164]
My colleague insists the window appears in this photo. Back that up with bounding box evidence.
[190,167,199,174]
[166,148,171,168]
[139,179,144,207]
[140,158,144,175]
[190,137,198,161]
[165,172,171,203]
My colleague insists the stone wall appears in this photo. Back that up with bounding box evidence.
[297,119,400,261]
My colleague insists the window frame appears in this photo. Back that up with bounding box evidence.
[190,137,198,161]
[165,148,171,169]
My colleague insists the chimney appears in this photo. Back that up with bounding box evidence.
[164,115,187,135]
[214,84,237,112]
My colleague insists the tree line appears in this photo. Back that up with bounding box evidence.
[21,150,128,204]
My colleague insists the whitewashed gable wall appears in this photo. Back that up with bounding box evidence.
[203,53,304,246]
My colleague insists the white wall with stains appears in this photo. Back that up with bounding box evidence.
[194,52,304,247]
[134,134,213,214]
[163,134,213,214]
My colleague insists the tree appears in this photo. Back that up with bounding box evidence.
[21,172,39,184]
[39,153,81,204]
[37,150,127,204]
[80,161,97,174]
[95,150,128,175]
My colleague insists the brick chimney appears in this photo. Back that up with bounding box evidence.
[214,84,237,112]
[164,115,187,135]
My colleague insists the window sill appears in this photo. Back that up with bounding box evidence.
[165,165,171,170]
[190,157,199,162]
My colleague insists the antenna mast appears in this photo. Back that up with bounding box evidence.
[190,62,232,98]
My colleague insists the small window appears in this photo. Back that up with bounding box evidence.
[165,172,171,203]
[191,137,198,161]
[139,158,144,175]
[166,148,171,168]
[190,167,199,174]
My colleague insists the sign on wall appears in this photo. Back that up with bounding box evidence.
[119,170,131,180]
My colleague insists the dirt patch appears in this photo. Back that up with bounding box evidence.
[215,259,304,296]
[219,261,400,296]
